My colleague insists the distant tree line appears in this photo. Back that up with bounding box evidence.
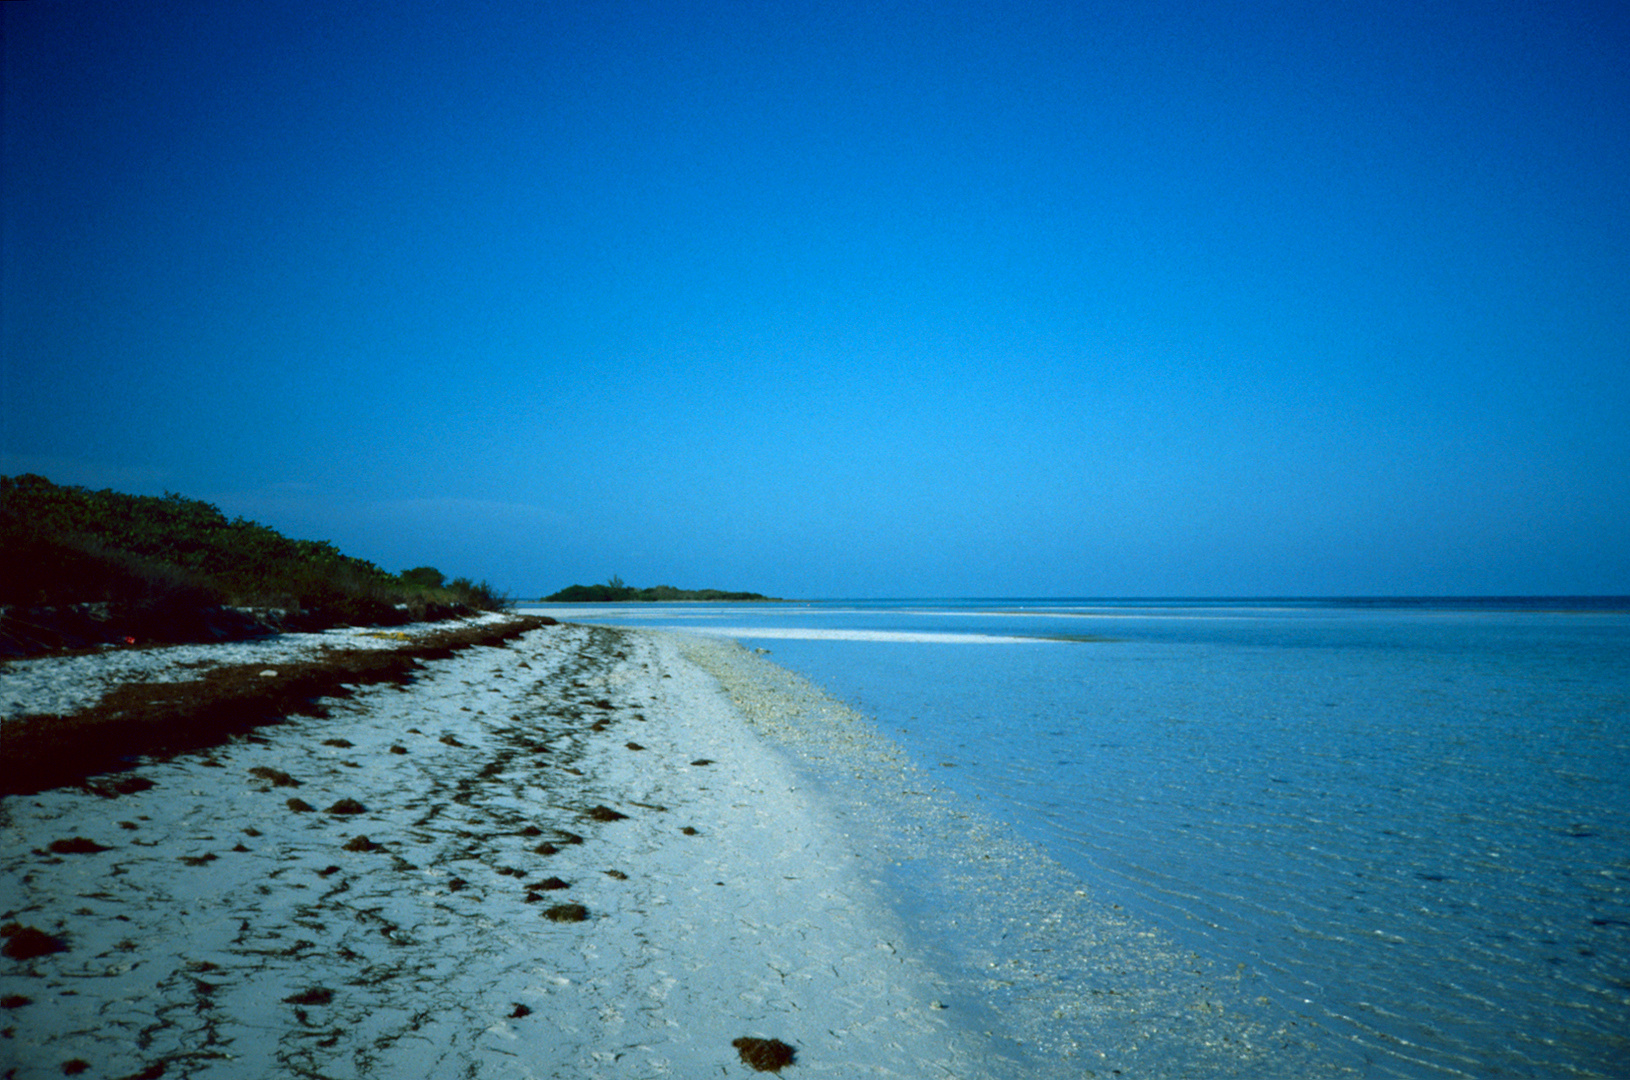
[543,576,775,602]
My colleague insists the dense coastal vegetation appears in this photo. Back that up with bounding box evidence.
[0,474,509,655]
[543,577,777,602]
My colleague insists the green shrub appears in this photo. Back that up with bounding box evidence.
[399,566,446,590]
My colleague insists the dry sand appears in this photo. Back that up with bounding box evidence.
[1,621,988,1078]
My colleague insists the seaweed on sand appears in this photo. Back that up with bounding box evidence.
[732,1036,797,1072]
[543,903,588,923]
[283,987,333,1006]
[1,616,550,797]
[1,924,67,961]
[46,837,112,854]
[248,766,299,787]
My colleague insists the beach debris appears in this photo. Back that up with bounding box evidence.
[342,835,385,853]
[46,837,111,855]
[681,826,699,836]
[543,903,589,923]
[603,869,628,880]
[389,744,408,754]
[533,842,560,856]
[326,798,366,814]
[62,1059,90,1075]
[283,987,333,1006]
[2,994,33,1008]
[732,1036,796,1072]
[2,924,67,961]
[83,775,155,798]
[439,733,465,747]
[625,741,644,751]
[322,737,354,748]
[691,758,715,766]
[529,877,571,891]
[286,797,315,812]
[446,877,467,891]
[585,805,627,822]
[509,1003,531,1018]
[248,766,300,787]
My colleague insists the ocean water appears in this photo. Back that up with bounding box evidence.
[539,599,1630,1078]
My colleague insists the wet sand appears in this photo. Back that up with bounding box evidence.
[0,621,984,1078]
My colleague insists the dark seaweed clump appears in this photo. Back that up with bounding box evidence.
[283,987,333,1006]
[1,924,67,961]
[47,837,111,854]
[733,1036,797,1072]
[249,766,299,787]
[543,903,589,923]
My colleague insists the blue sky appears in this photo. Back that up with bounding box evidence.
[5,0,1627,598]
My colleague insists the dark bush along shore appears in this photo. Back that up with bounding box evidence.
[1,474,511,658]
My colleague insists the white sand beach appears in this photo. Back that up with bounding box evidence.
[3,615,1333,1080]
[0,621,989,1079]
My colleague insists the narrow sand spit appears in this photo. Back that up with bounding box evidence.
[1,623,985,1078]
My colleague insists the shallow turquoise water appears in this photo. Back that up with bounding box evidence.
[548,599,1630,1078]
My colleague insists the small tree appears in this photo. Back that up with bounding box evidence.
[400,566,445,590]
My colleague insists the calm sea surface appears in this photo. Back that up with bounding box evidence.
[539,599,1630,1078]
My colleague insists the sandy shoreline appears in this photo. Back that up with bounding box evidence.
[2,617,1338,1079]
[1,621,987,1078]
